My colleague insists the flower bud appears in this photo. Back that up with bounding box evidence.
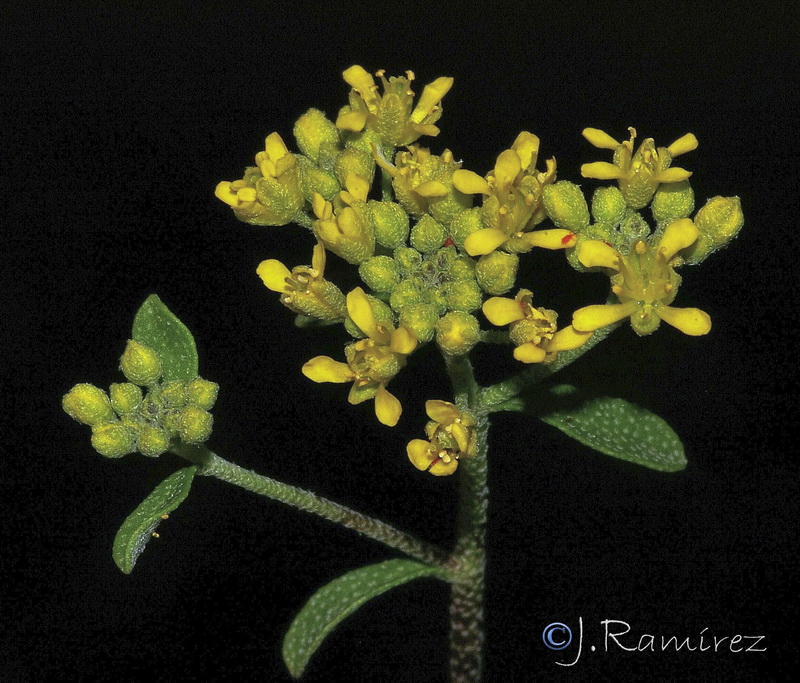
[651,180,695,225]
[369,200,410,248]
[186,378,219,411]
[393,246,422,276]
[293,108,341,164]
[109,383,143,415]
[410,215,447,253]
[136,425,171,457]
[475,252,518,295]
[682,196,744,264]
[443,279,482,312]
[435,312,480,356]
[358,256,401,293]
[120,340,162,386]
[63,384,116,426]
[389,278,425,312]
[160,380,187,408]
[449,208,483,248]
[334,147,375,186]
[91,422,137,458]
[543,181,590,232]
[296,156,341,203]
[399,303,439,343]
[448,254,477,281]
[177,405,213,444]
[591,186,627,227]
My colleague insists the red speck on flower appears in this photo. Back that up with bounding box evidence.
[443,237,455,247]
[561,233,576,245]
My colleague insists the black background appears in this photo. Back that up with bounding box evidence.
[3,1,799,681]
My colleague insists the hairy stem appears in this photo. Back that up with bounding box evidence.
[172,443,450,570]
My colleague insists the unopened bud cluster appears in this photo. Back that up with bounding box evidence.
[63,341,218,458]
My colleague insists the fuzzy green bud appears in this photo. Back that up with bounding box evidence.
[63,384,116,426]
[296,156,340,203]
[109,383,142,415]
[177,405,213,444]
[543,181,590,232]
[120,340,162,386]
[410,215,447,253]
[449,208,483,248]
[389,278,425,312]
[651,180,695,224]
[444,279,483,312]
[334,147,375,186]
[475,252,518,295]
[591,186,627,227]
[293,108,341,164]
[682,196,744,265]
[368,200,410,248]
[359,255,401,293]
[160,380,187,408]
[399,303,439,343]
[91,422,137,458]
[136,425,171,458]
[393,246,422,276]
[186,378,219,411]
[448,254,477,281]
[436,312,481,356]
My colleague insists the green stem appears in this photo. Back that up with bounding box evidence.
[172,443,450,570]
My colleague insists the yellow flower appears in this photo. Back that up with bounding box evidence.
[336,66,454,148]
[452,132,570,256]
[572,218,711,336]
[581,127,698,209]
[256,240,346,321]
[311,174,375,264]
[302,287,417,426]
[482,289,591,363]
[407,400,477,476]
[215,132,305,226]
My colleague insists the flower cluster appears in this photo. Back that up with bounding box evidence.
[216,67,743,474]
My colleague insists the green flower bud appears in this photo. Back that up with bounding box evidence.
[410,215,447,253]
[255,171,305,225]
[682,196,744,265]
[444,279,482,312]
[435,312,481,356]
[91,422,137,458]
[109,382,142,415]
[619,211,649,244]
[393,246,422,276]
[162,409,182,437]
[177,405,214,444]
[448,254,477,281]
[368,200,410,248]
[293,108,341,164]
[296,156,341,203]
[651,180,695,224]
[120,340,162,386]
[475,252,518,295]
[543,181,590,232]
[63,384,115,426]
[399,303,439,343]
[591,186,627,227]
[425,286,448,317]
[160,380,187,408]
[358,256,401,293]
[186,378,219,411]
[334,147,375,186]
[449,208,483,248]
[389,278,425,312]
[137,425,171,458]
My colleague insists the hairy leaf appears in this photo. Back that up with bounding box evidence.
[132,294,198,381]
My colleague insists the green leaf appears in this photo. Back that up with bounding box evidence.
[283,559,446,678]
[132,294,198,381]
[113,465,197,574]
[538,384,686,472]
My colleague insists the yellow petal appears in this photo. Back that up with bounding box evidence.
[656,305,711,336]
[264,132,289,162]
[452,169,490,195]
[410,76,454,121]
[578,240,621,270]
[236,187,257,202]
[511,131,540,171]
[450,422,471,453]
[425,400,460,424]
[256,259,291,293]
[580,161,624,180]
[215,181,240,207]
[666,133,698,157]
[375,385,402,426]
[312,193,331,220]
[464,228,509,256]
[414,180,449,197]
[582,127,621,150]
[572,302,637,332]
[335,110,369,132]
[345,173,370,203]
[545,325,592,352]
[407,439,435,471]
[429,457,459,476]
[513,343,547,363]
[302,356,354,383]
[659,218,699,260]
[654,167,692,183]
[346,287,378,338]
[409,122,441,138]
[494,149,521,187]
[342,65,376,93]
[482,297,525,326]
[311,241,326,274]
[522,229,576,250]
[389,326,418,355]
